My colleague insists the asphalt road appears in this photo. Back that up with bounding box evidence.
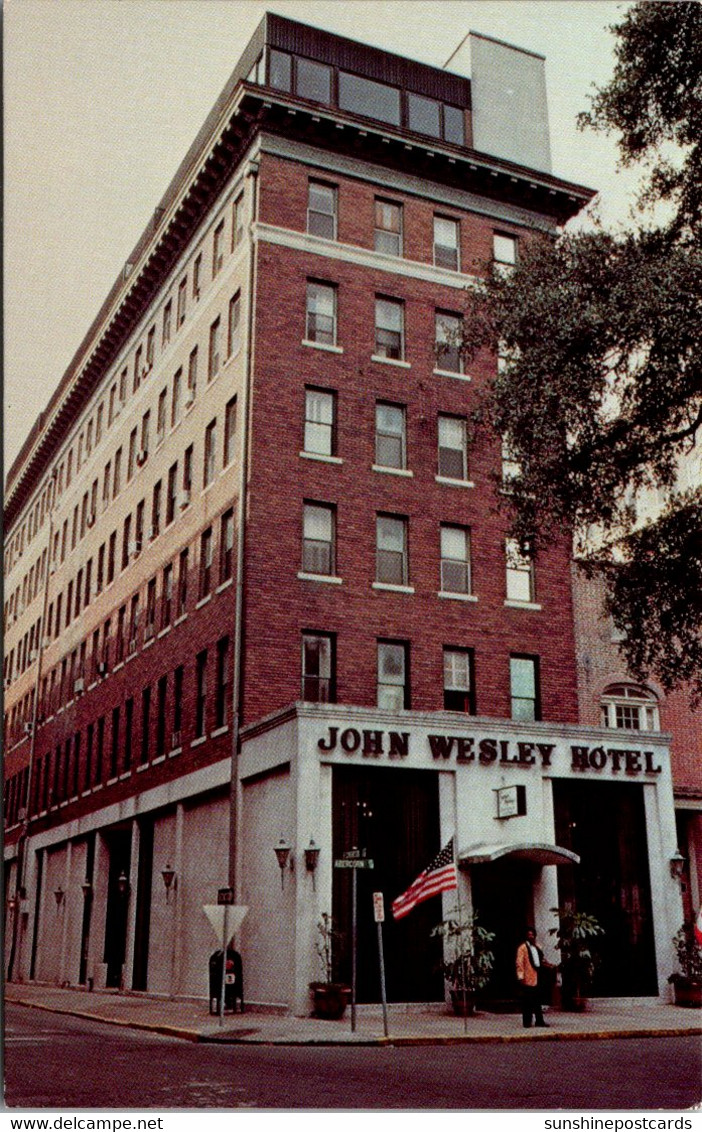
[4,1004,701,1111]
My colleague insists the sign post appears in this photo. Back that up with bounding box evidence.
[373,892,389,1038]
[333,848,374,1034]
[217,887,234,1026]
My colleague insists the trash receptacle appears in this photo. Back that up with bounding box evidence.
[209,948,244,1014]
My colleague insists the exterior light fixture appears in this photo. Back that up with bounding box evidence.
[274,839,292,889]
[117,870,130,897]
[81,879,93,898]
[304,839,320,890]
[7,895,17,915]
[161,864,177,903]
[670,850,686,880]
[54,886,65,907]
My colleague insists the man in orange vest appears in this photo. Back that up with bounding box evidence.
[516,926,549,1028]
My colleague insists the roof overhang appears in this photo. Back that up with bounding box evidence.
[458,842,580,868]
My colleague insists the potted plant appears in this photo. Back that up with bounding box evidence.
[432,909,496,1015]
[668,923,702,1007]
[309,913,351,1020]
[549,906,605,1011]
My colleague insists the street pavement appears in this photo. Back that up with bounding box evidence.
[5,979,702,1045]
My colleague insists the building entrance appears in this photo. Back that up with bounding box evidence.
[470,859,535,1009]
[332,765,444,1003]
[554,779,658,996]
[103,830,131,988]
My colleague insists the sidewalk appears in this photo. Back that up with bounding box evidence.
[6,981,702,1046]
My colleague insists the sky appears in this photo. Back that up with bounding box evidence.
[4,0,642,478]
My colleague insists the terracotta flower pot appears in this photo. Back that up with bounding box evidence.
[309,982,351,1020]
[671,977,702,1008]
[450,988,476,1016]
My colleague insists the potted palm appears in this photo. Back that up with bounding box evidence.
[309,913,351,1020]
[432,909,496,1015]
[668,923,702,1008]
[549,906,605,1011]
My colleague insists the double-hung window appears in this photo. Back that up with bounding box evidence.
[302,503,335,576]
[444,647,474,713]
[306,281,337,346]
[494,233,518,276]
[505,538,535,603]
[171,368,182,427]
[510,655,540,721]
[204,419,217,487]
[199,528,213,598]
[220,509,234,582]
[376,514,408,586]
[377,640,409,709]
[195,651,207,738]
[224,398,237,465]
[228,292,241,356]
[215,637,230,728]
[375,297,404,360]
[438,415,468,480]
[304,388,336,456]
[434,216,460,270]
[232,193,244,249]
[375,403,406,469]
[440,525,471,595]
[177,277,187,326]
[213,221,224,276]
[307,182,337,240]
[208,318,221,381]
[435,311,463,374]
[301,632,335,702]
[374,199,402,256]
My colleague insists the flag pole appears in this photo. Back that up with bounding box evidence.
[452,840,468,1034]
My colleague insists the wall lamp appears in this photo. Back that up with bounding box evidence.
[670,850,686,880]
[274,839,292,889]
[117,870,130,898]
[54,886,65,908]
[81,879,93,898]
[161,864,177,903]
[304,839,320,890]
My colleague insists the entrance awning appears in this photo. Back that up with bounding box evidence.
[458,842,580,868]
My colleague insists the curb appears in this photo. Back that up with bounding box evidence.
[9,997,202,1043]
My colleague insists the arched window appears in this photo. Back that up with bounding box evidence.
[600,683,660,732]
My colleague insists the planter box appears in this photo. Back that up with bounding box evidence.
[309,982,350,1020]
[450,988,476,1016]
[671,978,702,1008]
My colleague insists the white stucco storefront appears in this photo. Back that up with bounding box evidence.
[239,703,683,1015]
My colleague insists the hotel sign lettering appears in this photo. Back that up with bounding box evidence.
[317,727,663,776]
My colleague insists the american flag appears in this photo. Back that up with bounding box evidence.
[392,839,457,920]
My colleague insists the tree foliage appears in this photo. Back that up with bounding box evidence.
[466,2,702,697]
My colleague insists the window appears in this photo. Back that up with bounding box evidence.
[140,412,150,460]
[113,448,122,498]
[116,605,126,663]
[193,253,202,300]
[157,388,167,444]
[107,532,116,585]
[269,48,292,89]
[297,56,332,103]
[440,525,471,594]
[301,632,335,702]
[195,650,207,737]
[161,563,173,628]
[177,276,187,326]
[135,500,145,554]
[108,384,117,427]
[307,182,337,240]
[304,388,336,456]
[127,429,137,481]
[438,415,468,480]
[228,292,241,356]
[220,509,234,582]
[505,538,535,603]
[162,301,172,347]
[208,318,221,380]
[102,617,111,674]
[171,368,182,427]
[110,707,120,778]
[444,648,474,712]
[443,104,465,145]
[375,297,404,360]
[166,463,178,525]
[119,368,127,405]
[124,698,133,770]
[501,437,521,485]
[172,667,183,743]
[408,92,440,137]
[434,216,460,271]
[145,578,156,641]
[377,640,409,709]
[435,311,463,373]
[302,503,335,576]
[199,528,213,598]
[376,514,408,585]
[375,403,406,469]
[102,462,111,510]
[601,684,660,731]
[224,398,237,465]
[156,676,167,756]
[86,419,93,456]
[177,549,188,617]
[140,686,151,764]
[204,419,217,486]
[121,516,131,571]
[183,445,193,498]
[128,593,139,652]
[232,193,244,249]
[146,326,155,370]
[510,655,540,721]
[339,71,400,125]
[213,221,225,276]
[374,199,402,256]
[306,281,337,345]
[215,636,230,728]
[188,346,198,394]
[494,233,518,275]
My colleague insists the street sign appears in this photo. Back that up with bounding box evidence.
[334,858,374,869]
[372,892,385,922]
[217,887,236,905]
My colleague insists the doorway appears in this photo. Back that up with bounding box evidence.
[103,830,131,988]
[470,858,536,1008]
[332,765,444,1003]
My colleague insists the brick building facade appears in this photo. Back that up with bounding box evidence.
[4,15,685,1011]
